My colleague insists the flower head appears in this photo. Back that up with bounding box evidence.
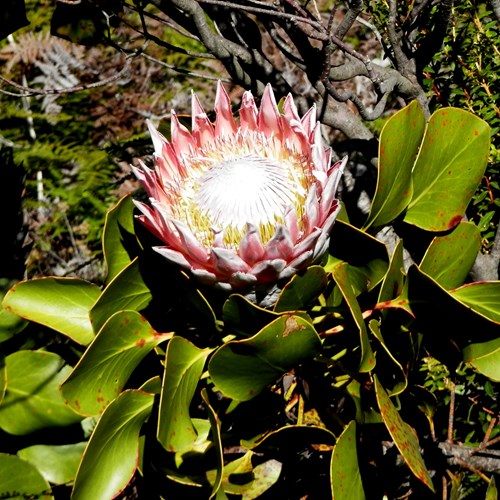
[133,82,345,291]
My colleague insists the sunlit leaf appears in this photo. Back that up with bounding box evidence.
[404,108,490,231]
[103,195,142,285]
[331,263,376,373]
[331,420,365,500]
[274,266,328,312]
[450,281,500,323]
[18,443,87,485]
[90,258,152,334]
[463,337,500,381]
[209,315,321,401]
[0,453,53,500]
[374,376,434,491]
[158,337,212,452]
[364,100,425,229]
[419,222,481,289]
[72,390,154,500]
[0,351,82,435]
[62,310,170,416]
[3,278,100,345]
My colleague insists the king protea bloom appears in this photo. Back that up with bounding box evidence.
[133,82,345,291]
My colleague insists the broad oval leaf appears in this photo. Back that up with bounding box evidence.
[2,278,100,345]
[405,108,490,231]
[72,390,154,500]
[374,376,434,491]
[158,336,212,452]
[90,258,152,334]
[103,194,142,284]
[450,281,500,324]
[419,222,481,289]
[463,337,500,381]
[0,453,53,500]
[331,420,365,500]
[209,315,321,401]
[0,351,82,435]
[18,443,87,485]
[364,100,425,229]
[62,310,171,416]
[274,266,328,313]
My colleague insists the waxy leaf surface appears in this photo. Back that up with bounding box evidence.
[405,108,490,231]
[72,390,154,500]
[330,420,365,500]
[90,258,152,334]
[463,337,500,381]
[374,376,434,491]
[0,453,53,500]
[209,315,321,401]
[3,278,100,345]
[274,266,328,312]
[0,351,82,435]
[18,443,87,485]
[158,336,212,452]
[62,310,170,416]
[103,194,142,284]
[419,222,481,289]
[365,100,425,228]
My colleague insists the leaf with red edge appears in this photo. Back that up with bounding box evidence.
[61,310,171,416]
[404,108,490,231]
[331,420,365,500]
[72,390,154,500]
[374,376,434,491]
[419,222,481,290]
[364,100,425,229]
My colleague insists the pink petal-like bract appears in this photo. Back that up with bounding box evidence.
[133,82,345,290]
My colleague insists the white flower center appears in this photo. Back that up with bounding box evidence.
[195,155,296,230]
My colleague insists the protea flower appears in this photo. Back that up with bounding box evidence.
[133,82,345,292]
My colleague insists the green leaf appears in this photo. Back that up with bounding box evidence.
[0,352,5,406]
[407,267,500,352]
[18,443,87,485]
[0,279,28,342]
[331,263,376,373]
[202,389,225,500]
[2,278,100,345]
[486,475,497,500]
[274,266,328,313]
[330,421,365,500]
[209,315,321,401]
[326,221,389,294]
[463,337,500,381]
[369,320,407,396]
[0,453,53,500]
[103,195,142,285]
[419,222,481,289]
[223,294,280,337]
[374,376,434,491]
[248,425,336,451]
[364,100,425,229]
[450,282,500,323]
[72,390,154,500]
[90,258,152,334]
[158,336,212,452]
[378,239,406,304]
[404,108,490,231]
[0,351,82,435]
[61,310,170,416]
